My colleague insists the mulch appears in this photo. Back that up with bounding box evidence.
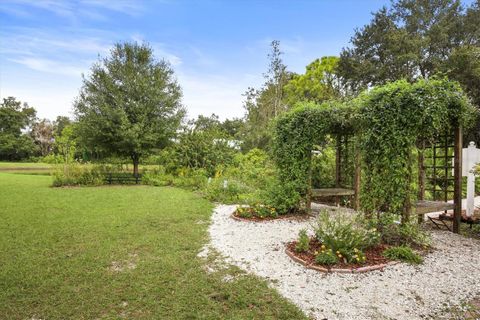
[286,238,391,269]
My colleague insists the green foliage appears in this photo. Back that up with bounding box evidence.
[42,154,65,164]
[74,42,184,175]
[373,213,431,247]
[52,163,106,187]
[338,0,479,92]
[314,210,379,260]
[142,167,207,190]
[204,177,251,203]
[174,114,237,176]
[272,101,358,198]
[284,56,347,106]
[314,249,338,265]
[0,97,37,161]
[236,206,253,219]
[54,125,77,164]
[295,229,310,253]
[241,41,291,151]
[260,179,301,215]
[311,139,336,188]
[383,246,423,264]
[358,78,475,217]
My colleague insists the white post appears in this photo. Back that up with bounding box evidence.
[465,142,480,217]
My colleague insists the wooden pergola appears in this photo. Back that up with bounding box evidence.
[416,126,463,233]
[307,133,361,212]
[307,126,464,233]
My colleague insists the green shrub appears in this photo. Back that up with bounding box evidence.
[315,249,338,265]
[204,177,251,203]
[42,154,65,164]
[314,210,379,262]
[295,229,310,252]
[236,206,253,218]
[261,180,301,215]
[372,213,431,247]
[52,163,105,187]
[383,246,423,264]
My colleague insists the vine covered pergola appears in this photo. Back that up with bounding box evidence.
[273,79,477,233]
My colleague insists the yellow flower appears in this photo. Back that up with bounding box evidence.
[321,244,326,249]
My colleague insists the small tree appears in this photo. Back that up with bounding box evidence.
[74,42,185,175]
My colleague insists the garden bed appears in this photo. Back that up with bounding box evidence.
[285,239,398,273]
[232,211,311,222]
[207,205,480,319]
[232,205,310,222]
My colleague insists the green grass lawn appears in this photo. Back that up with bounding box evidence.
[0,173,306,319]
[0,162,52,175]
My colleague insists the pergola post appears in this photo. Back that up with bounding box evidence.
[335,135,342,206]
[306,153,312,214]
[417,140,425,224]
[354,143,361,211]
[453,125,463,233]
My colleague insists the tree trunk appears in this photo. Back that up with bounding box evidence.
[132,154,139,177]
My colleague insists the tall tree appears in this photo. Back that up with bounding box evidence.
[338,0,477,91]
[0,97,37,160]
[242,40,291,150]
[31,118,54,156]
[339,0,480,143]
[74,42,185,175]
[264,40,289,117]
[53,116,72,137]
[284,56,347,106]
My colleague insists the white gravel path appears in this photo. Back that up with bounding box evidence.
[203,204,480,320]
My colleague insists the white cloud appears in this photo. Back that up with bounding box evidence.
[9,57,86,77]
[130,34,182,67]
[0,0,144,20]
[80,0,144,15]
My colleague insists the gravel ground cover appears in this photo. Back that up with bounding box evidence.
[203,204,480,320]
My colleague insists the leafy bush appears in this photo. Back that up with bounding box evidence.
[143,167,208,190]
[295,229,310,252]
[314,210,379,262]
[371,213,431,247]
[236,206,253,219]
[260,180,301,215]
[383,246,423,264]
[42,154,64,164]
[52,163,105,187]
[204,177,251,203]
[315,249,338,265]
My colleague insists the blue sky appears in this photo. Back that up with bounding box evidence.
[0,0,458,121]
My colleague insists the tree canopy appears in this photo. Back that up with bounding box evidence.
[338,0,480,91]
[0,97,37,161]
[284,56,346,105]
[74,42,185,175]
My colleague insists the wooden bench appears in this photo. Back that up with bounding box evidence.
[311,188,355,197]
[105,173,142,185]
[415,200,454,215]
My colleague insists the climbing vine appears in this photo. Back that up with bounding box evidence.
[358,78,475,219]
[272,101,359,199]
[272,78,476,220]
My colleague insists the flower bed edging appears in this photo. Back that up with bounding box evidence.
[285,246,399,274]
[231,213,312,223]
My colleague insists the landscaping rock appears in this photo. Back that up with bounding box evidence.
[204,204,480,320]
